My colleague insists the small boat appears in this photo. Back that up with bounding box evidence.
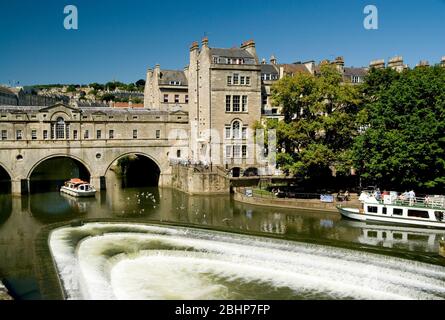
[60,178,96,197]
[338,191,445,229]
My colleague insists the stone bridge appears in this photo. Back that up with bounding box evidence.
[0,103,189,195]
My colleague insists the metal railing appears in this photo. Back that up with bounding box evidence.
[236,187,332,201]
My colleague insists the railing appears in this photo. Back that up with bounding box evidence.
[363,191,445,210]
[236,187,332,201]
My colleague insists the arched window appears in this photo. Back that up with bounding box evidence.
[55,117,65,139]
[232,120,241,139]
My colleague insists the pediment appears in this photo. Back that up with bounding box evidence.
[39,103,80,113]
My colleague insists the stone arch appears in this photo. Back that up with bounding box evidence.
[27,154,93,179]
[104,152,162,187]
[0,162,12,194]
[243,167,259,177]
[104,152,162,176]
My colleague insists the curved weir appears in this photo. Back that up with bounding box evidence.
[49,223,445,300]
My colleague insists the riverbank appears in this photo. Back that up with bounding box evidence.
[0,281,12,300]
[233,188,360,212]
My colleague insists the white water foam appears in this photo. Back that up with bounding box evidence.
[49,223,445,300]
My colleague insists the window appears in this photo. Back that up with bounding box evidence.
[226,96,231,112]
[232,121,241,139]
[133,129,138,139]
[156,130,160,139]
[233,74,239,85]
[43,130,48,140]
[225,126,231,139]
[1,130,7,140]
[383,207,387,215]
[233,96,240,112]
[225,145,232,158]
[227,76,232,85]
[367,206,378,213]
[246,77,250,85]
[240,76,245,85]
[407,210,429,219]
[133,116,138,120]
[213,56,218,64]
[367,231,378,238]
[109,130,114,139]
[66,124,70,139]
[97,130,101,139]
[176,150,181,158]
[175,95,179,103]
[185,95,189,103]
[56,117,65,139]
[233,145,241,158]
[242,127,247,139]
[242,96,247,112]
[163,94,169,103]
[73,130,78,140]
[393,208,403,216]
[16,130,22,140]
[31,130,37,140]
[242,145,247,158]
[84,130,89,139]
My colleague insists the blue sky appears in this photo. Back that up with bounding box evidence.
[1,0,444,85]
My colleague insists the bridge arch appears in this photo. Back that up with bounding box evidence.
[0,162,12,193]
[105,152,162,187]
[27,154,93,194]
[27,154,93,180]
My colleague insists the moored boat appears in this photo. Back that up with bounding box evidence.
[338,191,445,229]
[60,178,96,197]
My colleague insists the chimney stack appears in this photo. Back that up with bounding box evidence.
[240,39,257,63]
[270,55,277,65]
[190,41,199,52]
[369,59,385,69]
[201,37,209,48]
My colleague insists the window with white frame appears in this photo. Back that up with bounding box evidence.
[226,96,231,112]
[232,121,241,139]
[233,74,239,85]
[233,145,241,158]
[227,76,232,85]
[225,126,231,139]
[108,130,114,139]
[233,96,240,112]
[1,130,7,140]
[31,130,37,140]
[16,130,22,140]
[240,76,245,85]
[225,145,232,158]
[242,145,247,158]
[43,130,48,140]
[242,96,247,112]
[242,127,247,139]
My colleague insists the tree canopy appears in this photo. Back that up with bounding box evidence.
[353,66,445,192]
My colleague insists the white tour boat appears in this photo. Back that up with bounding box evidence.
[338,191,445,229]
[60,178,96,197]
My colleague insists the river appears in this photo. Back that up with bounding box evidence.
[0,180,444,299]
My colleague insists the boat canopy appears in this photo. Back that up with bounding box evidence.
[68,178,89,185]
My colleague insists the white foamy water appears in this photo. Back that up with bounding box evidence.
[49,222,445,300]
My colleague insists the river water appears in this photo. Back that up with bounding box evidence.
[1,182,445,299]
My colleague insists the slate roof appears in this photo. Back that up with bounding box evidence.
[209,48,254,59]
[260,64,279,74]
[158,70,188,86]
[343,67,368,77]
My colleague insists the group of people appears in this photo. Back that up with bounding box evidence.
[336,190,350,202]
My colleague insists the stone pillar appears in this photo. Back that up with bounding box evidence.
[11,179,22,197]
[90,176,102,191]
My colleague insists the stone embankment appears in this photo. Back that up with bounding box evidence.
[233,188,361,212]
[0,281,12,300]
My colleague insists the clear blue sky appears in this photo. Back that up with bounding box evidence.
[1,0,444,86]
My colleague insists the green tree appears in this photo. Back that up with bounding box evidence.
[353,66,445,192]
[270,64,362,183]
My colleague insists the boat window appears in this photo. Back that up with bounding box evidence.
[407,209,429,219]
[434,211,444,221]
[80,186,84,190]
[367,231,378,238]
[367,206,378,213]
[382,207,387,215]
[393,233,403,240]
[393,208,403,216]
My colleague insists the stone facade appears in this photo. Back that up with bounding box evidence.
[0,103,189,195]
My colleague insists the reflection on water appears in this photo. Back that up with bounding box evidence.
[0,177,444,299]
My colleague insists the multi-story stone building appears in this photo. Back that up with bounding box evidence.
[144,65,189,112]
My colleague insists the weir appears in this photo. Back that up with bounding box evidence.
[49,223,445,300]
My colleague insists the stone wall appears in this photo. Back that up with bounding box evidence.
[171,165,230,195]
